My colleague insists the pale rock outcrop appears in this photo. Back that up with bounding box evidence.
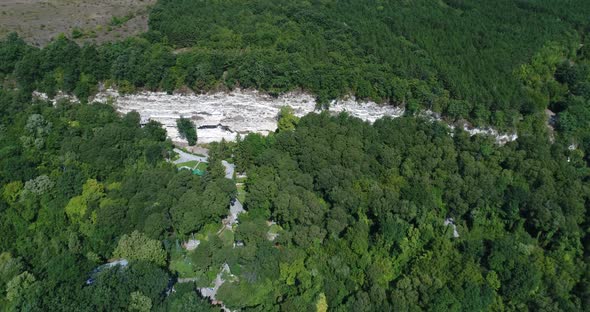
[34,88,518,145]
[89,88,405,143]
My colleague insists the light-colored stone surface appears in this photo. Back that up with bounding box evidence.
[444,218,460,238]
[199,263,233,312]
[32,91,79,106]
[182,239,200,251]
[221,160,234,180]
[90,88,406,144]
[420,110,518,145]
[267,232,279,241]
[222,199,244,231]
[35,88,518,145]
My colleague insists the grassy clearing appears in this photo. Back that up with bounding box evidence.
[269,224,283,234]
[169,246,198,278]
[170,256,196,278]
[0,0,156,46]
[194,223,219,241]
[110,14,133,27]
[195,162,208,171]
[237,184,246,203]
[176,160,198,168]
[219,228,235,247]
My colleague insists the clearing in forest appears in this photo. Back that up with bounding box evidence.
[0,0,156,46]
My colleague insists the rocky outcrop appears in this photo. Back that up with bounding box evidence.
[90,88,405,143]
[34,88,517,145]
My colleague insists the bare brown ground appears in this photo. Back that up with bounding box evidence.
[0,0,156,46]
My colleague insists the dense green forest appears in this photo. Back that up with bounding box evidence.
[229,113,589,311]
[0,86,589,310]
[1,0,590,311]
[149,0,590,127]
[0,0,589,129]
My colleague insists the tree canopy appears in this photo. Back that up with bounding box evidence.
[0,0,590,310]
[176,117,197,146]
[0,0,588,129]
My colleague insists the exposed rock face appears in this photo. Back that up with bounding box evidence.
[90,88,405,143]
[419,110,519,145]
[32,91,79,106]
[32,88,517,145]
[461,127,518,145]
[444,218,460,238]
[182,239,200,251]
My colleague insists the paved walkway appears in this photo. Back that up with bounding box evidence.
[172,146,243,312]
[173,148,208,164]
[220,200,244,231]
[221,160,235,180]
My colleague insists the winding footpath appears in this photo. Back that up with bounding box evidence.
[171,149,243,311]
[199,157,243,312]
